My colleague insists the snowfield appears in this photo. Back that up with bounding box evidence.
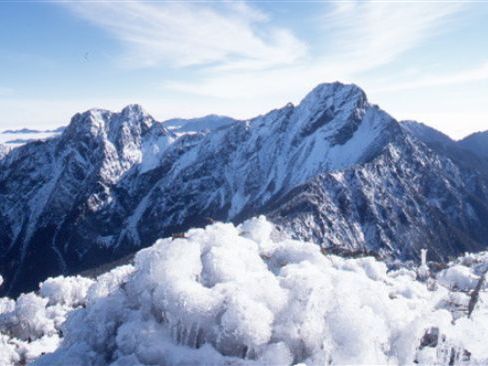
[1,217,487,366]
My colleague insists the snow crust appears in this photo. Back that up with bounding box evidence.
[1,217,488,365]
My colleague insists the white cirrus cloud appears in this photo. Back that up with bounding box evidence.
[163,1,466,101]
[62,0,307,70]
[320,1,464,71]
[369,61,488,93]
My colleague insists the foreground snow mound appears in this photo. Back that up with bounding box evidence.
[1,217,488,365]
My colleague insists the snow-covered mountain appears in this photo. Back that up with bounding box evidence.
[401,120,456,148]
[1,82,488,297]
[1,218,487,365]
[400,120,488,176]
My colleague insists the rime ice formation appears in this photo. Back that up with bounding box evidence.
[0,218,487,366]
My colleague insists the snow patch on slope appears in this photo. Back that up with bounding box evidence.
[139,134,174,174]
[0,144,11,160]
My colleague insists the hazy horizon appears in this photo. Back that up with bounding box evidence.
[1,1,487,139]
[0,82,485,142]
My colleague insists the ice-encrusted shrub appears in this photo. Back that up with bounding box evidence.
[0,216,487,365]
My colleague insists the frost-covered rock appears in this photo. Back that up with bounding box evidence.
[39,276,94,307]
[1,218,487,365]
[437,265,480,291]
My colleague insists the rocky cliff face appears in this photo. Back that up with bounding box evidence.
[1,82,488,296]
[267,134,488,261]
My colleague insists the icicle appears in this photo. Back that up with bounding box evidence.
[421,249,427,267]
[195,325,204,349]
[242,345,249,359]
[417,248,430,281]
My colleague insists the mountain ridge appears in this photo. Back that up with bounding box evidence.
[459,131,488,160]
[1,82,488,296]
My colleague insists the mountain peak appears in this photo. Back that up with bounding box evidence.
[296,82,368,128]
[62,108,109,138]
[118,104,155,131]
[120,104,146,118]
[301,82,367,107]
[288,82,372,144]
[62,104,155,142]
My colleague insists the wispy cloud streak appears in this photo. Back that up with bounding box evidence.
[370,61,488,92]
[321,1,463,71]
[162,1,466,100]
[63,0,307,70]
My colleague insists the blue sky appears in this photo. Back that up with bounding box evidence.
[0,0,487,139]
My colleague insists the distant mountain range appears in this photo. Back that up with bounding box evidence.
[0,127,65,150]
[1,82,488,297]
[1,127,65,134]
